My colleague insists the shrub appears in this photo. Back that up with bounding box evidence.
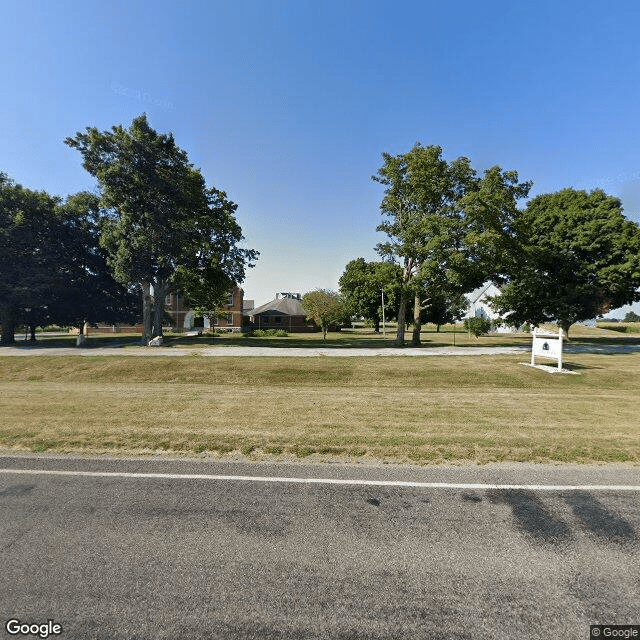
[463,317,492,338]
[250,329,288,337]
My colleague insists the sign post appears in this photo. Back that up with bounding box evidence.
[531,328,564,371]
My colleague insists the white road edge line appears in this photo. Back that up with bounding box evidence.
[0,468,639,491]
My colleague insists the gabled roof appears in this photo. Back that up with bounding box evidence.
[465,281,500,305]
[250,296,306,317]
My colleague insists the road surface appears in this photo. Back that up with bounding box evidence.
[1,456,638,639]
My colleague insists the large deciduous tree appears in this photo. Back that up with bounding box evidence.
[0,175,140,344]
[0,174,62,344]
[374,143,530,346]
[339,258,402,332]
[489,188,640,335]
[52,192,140,334]
[65,114,258,344]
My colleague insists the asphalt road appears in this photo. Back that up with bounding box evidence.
[1,456,639,639]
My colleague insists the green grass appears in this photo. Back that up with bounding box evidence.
[597,322,640,334]
[0,349,639,464]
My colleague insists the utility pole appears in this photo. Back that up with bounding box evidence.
[381,289,386,339]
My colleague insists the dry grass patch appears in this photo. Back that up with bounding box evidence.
[0,354,639,463]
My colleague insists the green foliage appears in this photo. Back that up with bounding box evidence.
[301,289,348,339]
[373,143,530,345]
[250,329,288,337]
[65,114,258,341]
[420,291,468,328]
[623,311,640,322]
[0,175,136,344]
[463,316,492,337]
[53,191,139,330]
[490,188,640,335]
[339,258,403,331]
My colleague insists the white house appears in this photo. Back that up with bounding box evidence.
[463,282,518,333]
[463,281,600,332]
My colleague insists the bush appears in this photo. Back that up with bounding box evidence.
[250,329,288,337]
[463,317,492,338]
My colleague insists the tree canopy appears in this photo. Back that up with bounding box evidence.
[0,175,137,344]
[52,192,140,332]
[374,143,530,345]
[339,258,403,332]
[489,188,640,335]
[65,114,258,343]
[0,174,61,343]
[419,290,468,330]
[301,289,348,339]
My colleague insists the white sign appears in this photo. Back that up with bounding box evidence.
[531,328,564,370]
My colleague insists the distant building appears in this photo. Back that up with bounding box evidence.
[165,285,245,332]
[248,292,317,333]
[463,282,518,333]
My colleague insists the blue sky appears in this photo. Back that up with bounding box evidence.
[3,0,640,316]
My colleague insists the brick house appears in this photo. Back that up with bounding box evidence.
[247,292,317,333]
[165,285,245,332]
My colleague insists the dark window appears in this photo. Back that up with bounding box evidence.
[274,316,282,324]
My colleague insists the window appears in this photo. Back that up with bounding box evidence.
[227,291,234,307]
[226,313,233,324]
[263,316,270,325]
[274,316,282,325]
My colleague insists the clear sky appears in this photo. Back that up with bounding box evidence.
[3,0,640,315]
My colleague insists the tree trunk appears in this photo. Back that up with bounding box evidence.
[395,291,407,346]
[141,282,153,345]
[374,318,380,333]
[0,307,17,345]
[152,282,169,338]
[29,324,36,341]
[323,326,327,340]
[411,293,422,346]
[0,323,16,345]
[559,321,571,338]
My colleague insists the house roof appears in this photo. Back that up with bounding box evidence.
[465,281,499,305]
[250,296,306,317]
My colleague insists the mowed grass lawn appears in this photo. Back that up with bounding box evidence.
[0,352,639,464]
